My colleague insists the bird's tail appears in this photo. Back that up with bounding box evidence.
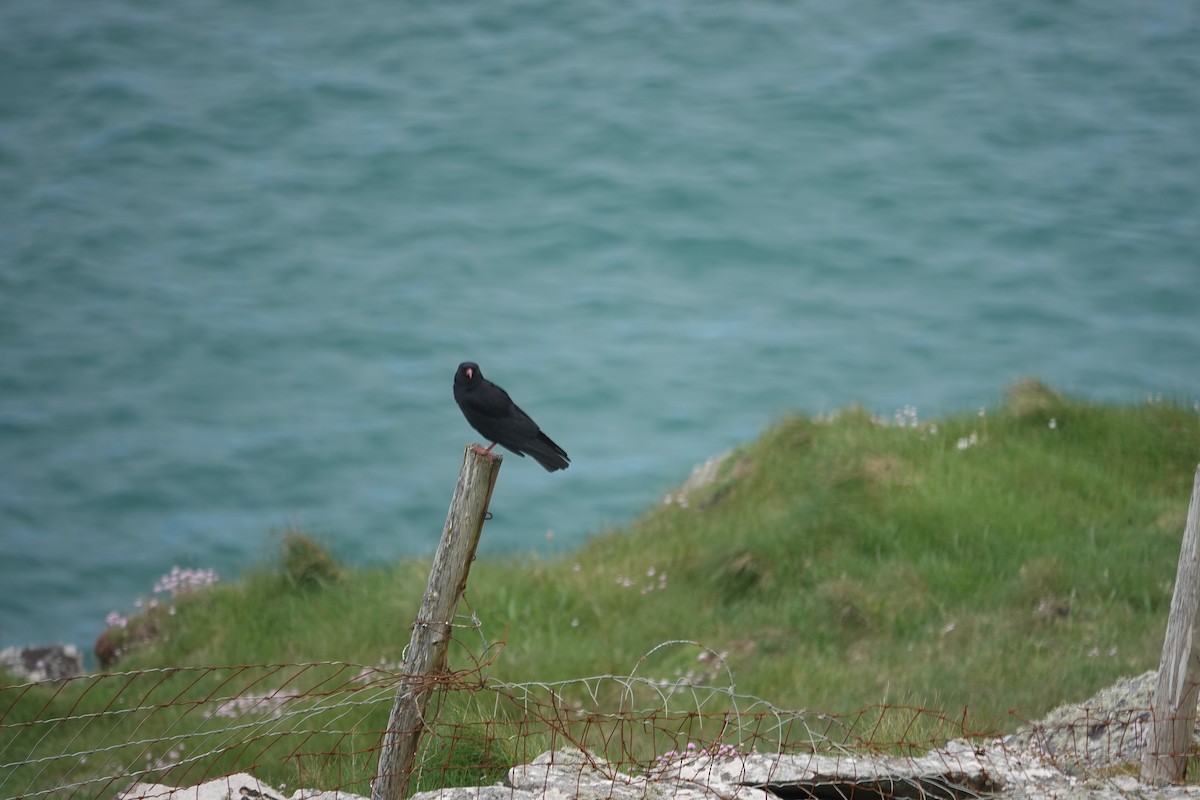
[527,432,570,472]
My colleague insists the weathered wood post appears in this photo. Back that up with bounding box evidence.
[1142,464,1200,786]
[373,446,502,800]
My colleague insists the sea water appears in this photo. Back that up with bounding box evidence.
[1,0,1198,651]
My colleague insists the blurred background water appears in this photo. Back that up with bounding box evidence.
[1,1,1198,653]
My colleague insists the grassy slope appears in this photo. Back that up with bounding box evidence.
[129,381,1197,724]
[7,381,1197,794]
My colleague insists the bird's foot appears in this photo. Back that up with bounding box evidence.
[471,443,498,460]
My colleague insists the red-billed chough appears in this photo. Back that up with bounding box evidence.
[453,362,570,472]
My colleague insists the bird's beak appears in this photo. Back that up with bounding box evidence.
[466,367,474,379]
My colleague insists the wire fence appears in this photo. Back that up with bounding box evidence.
[0,639,1191,799]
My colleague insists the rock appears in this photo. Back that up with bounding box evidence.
[415,743,1064,800]
[0,643,84,682]
[650,740,1047,800]
[107,739,1200,800]
[115,772,367,800]
[504,748,661,800]
[420,743,1200,800]
[118,772,283,800]
[409,787,534,800]
[1004,671,1164,770]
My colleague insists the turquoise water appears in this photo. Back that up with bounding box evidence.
[1,1,1198,653]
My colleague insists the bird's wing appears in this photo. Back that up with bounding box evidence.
[459,384,539,440]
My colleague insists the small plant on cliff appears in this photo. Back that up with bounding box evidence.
[278,528,344,591]
[96,567,219,668]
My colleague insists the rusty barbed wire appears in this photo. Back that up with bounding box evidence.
[0,637,1192,799]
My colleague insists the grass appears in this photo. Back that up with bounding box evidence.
[2,380,1198,796]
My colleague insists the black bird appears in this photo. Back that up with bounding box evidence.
[453,362,570,472]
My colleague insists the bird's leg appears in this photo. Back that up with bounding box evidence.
[472,442,498,459]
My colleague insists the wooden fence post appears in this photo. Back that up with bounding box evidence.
[1142,464,1200,786]
[372,446,502,800]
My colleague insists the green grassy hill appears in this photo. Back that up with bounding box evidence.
[4,380,1198,796]
[109,380,1200,718]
